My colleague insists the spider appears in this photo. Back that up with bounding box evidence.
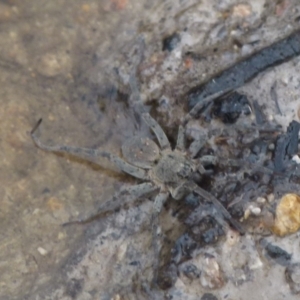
[30,108,243,233]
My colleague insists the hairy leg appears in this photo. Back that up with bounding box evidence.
[142,113,171,151]
[63,182,158,226]
[175,125,185,151]
[183,89,233,125]
[31,119,149,180]
[151,191,169,286]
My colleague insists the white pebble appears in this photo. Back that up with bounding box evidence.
[267,193,275,203]
[292,155,300,164]
[250,206,261,216]
[256,197,266,204]
[37,247,48,256]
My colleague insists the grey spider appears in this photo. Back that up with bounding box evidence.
[31,110,243,233]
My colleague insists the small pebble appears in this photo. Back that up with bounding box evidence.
[57,232,65,240]
[116,242,127,262]
[111,294,121,300]
[162,32,181,52]
[292,155,300,164]
[268,143,275,150]
[232,4,252,18]
[247,205,261,216]
[35,51,71,77]
[244,208,250,220]
[267,193,275,203]
[200,256,224,289]
[250,206,261,216]
[273,193,300,236]
[37,247,48,256]
[256,197,266,204]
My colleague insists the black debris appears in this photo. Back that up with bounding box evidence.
[180,263,201,280]
[183,201,226,246]
[265,243,292,266]
[171,233,197,264]
[274,134,288,172]
[212,92,251,123]
[274,120,300,172]
[185,202,221,226]
[184,192,200,208]
[188,30,300,109]
[201,293,219,300]
[286,121,300,156]
[270,81,282,116]
[189,216,224,245]
[162,33,181,52]
[252,100,267,125]
[156,263,178,290]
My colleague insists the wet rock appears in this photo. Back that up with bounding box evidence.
[286,263,300,294]
[272,193,300,236]
[162,33,181,52]
[265,243,291,266]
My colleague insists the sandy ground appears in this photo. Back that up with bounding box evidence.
[1,0,300,299]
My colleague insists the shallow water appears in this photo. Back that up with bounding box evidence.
[1,0,300,299]
[0,1,149,298]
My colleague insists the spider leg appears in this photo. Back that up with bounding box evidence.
[200,155,218,166]
[183,88,233,125]
[31,119,149,180]
[188,137,206,158]
[63,182,157,226]
[151,191,169,286]
[153,191,169,213]
[188,182,245,234]
[142,113,171,150]
[175,125,185,151]
[120,182,159,198]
